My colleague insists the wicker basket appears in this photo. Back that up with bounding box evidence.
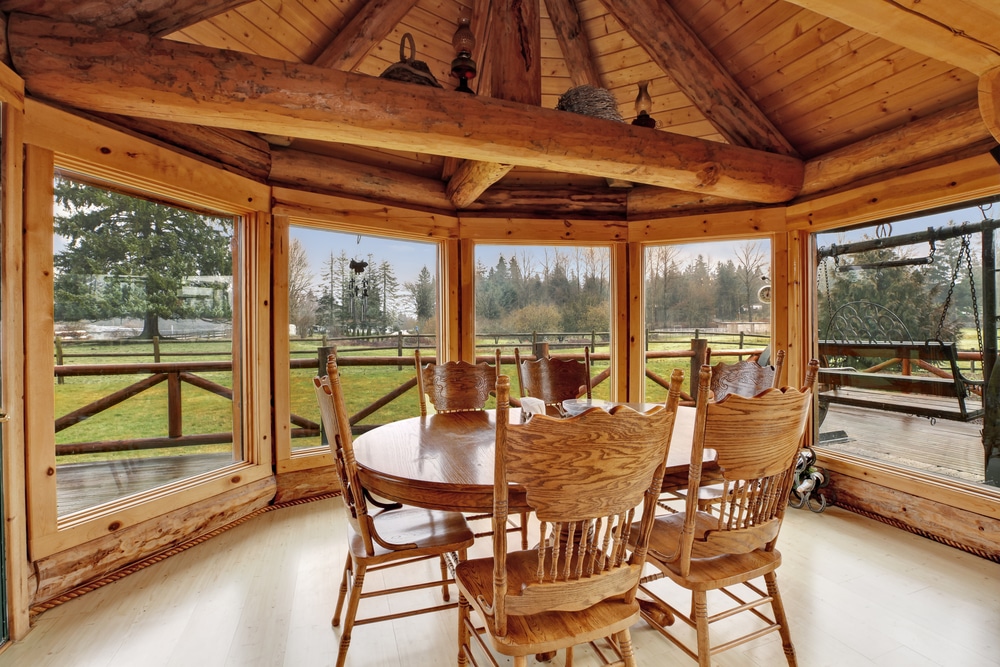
[555,85,624,123]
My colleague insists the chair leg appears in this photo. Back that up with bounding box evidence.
[692,591,711,667]
[457,593,470,667]
[439,555,451,602]
[765,572,798,667]
[332,551,351,627]
[513,657,528,667]
[519,511,529,550]
[565,645,573,667]
[335,561,367,667]
[615,629,636,667]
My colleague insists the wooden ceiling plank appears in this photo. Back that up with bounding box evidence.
[751,30,878,109]
[234,2,317,59]
[783,0,1000,76]
[780,61,977,142]
[312,0,420,70]
[599,0,798,157]
[544,0,604,87]
[7,14,803,203]
[257,0,338,46]
[727,14,834,89]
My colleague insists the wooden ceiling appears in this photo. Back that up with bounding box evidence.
[2,0,1000,220]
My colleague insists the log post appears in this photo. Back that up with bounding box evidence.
[690,338,709,402]
[167,372,182,438]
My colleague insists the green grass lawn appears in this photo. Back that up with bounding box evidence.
[52,336,734,462]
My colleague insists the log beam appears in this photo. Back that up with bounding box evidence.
[981,67,1000,145]
[269,147,453,213]
[784,0,1000,76]
[7,15,803,203]
[803,99,997,197]
[599,0,797,157]
[93,113,272,182]
[446,160,513,208]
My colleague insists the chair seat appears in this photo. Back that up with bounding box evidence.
[644,513,783,590]
[349,507,475,563]
[456,552,640,657]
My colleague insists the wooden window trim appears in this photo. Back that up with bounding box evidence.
[23,100,272,558]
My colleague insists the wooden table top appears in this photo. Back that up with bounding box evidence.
[354,405,702,513]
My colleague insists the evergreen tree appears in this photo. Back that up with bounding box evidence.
[53,177,233,338]
[407,266,436,327]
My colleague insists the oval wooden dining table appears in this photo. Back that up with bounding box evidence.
[353,404,709,514]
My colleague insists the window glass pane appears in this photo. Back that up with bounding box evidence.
[474,245,611,399]
[644,240,772,401]
[288,227,438,450]
[814,204,996,487]
[53,174,239,516]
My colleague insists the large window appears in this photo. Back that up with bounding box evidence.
[644,239,772,401]
[52,175,239,516]
[814,203,998,488]
[474,244,612,398]
[287,226,438,450]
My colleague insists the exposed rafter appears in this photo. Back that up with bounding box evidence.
[0,0,255,36]
[544,0,603,88]
[599,0,798,157]
[311,0,419,70]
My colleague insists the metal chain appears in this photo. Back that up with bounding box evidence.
[964,233,984,361]
[934,226,967,340]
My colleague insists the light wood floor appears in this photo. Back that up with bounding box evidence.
[2,497,998,667]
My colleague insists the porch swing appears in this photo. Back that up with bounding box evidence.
[816,222,990,424]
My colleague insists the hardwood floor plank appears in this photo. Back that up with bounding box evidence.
[2,498,999,666]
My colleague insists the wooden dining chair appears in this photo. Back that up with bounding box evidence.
[455,369,685,667]
[708,348,786,401]
[314,353,475,667]
[413,348,527,547]
[670,349,787,510]
[514,346,592,415]
[636,359,819,667]
[414,348,501,416]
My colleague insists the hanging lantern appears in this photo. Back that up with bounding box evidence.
[450,8,477,94]
[631,80,657,128]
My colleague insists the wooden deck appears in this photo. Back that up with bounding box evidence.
[819,403,987,484]
[57,453,233,516]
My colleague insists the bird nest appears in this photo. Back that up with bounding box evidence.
[555,85,624,123]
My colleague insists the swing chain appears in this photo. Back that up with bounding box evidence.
[934,227,967,340]
[965,233,984,363]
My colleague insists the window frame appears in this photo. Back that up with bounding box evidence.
[23,101,272,558]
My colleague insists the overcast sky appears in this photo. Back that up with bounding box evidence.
[289,201,994,288]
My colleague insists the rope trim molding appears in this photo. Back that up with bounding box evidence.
[837,501,1000,564]
[29,491,342,618]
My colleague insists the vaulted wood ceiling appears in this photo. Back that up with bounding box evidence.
[2,0,1000,220]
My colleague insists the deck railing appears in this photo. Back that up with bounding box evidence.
[54,334,771,457]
